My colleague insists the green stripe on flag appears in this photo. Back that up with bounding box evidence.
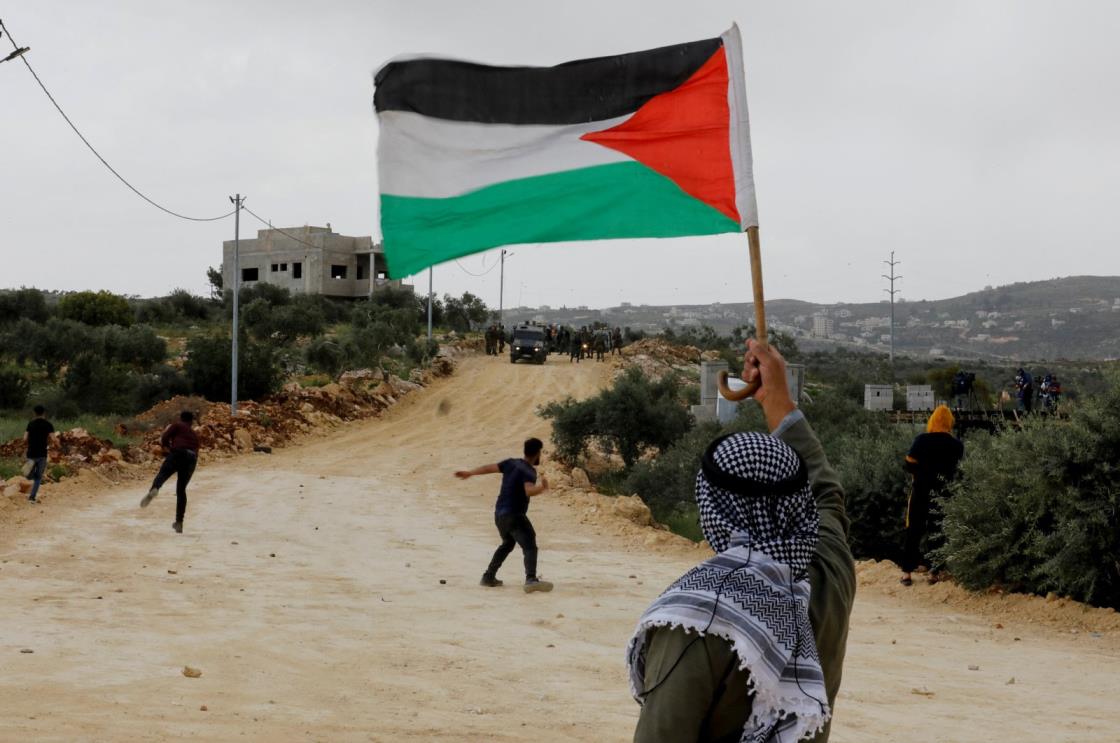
[380,161,739,278]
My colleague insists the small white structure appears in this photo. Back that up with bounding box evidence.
[906,385,935,412]
[864,384,893,411]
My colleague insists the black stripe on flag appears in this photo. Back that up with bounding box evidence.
[374,37,722,125]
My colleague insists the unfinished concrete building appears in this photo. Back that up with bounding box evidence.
[221,225,400,299]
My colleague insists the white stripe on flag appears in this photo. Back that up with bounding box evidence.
[377,110,631,199]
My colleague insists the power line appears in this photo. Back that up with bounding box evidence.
[0,18,235,223]
[454,255,500,277]
[241,205,326,250]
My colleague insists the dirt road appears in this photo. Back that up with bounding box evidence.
[2,355,1118,742]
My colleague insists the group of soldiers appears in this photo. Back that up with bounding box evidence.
[1014,368,1062,413]
[484,324,507,356]
[484,322,626,362]
[563,325,623,363]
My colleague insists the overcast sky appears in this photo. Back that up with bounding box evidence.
[3,1,1118,310]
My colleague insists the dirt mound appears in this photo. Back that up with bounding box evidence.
[619,338,720,380]
[855,558,1120,635]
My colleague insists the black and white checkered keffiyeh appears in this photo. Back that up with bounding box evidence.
[627,432,829,743]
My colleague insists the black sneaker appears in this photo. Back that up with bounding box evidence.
[523,577,554,593]
[172,521,183,534]
[479,574,503,588]
[140,487,159,508]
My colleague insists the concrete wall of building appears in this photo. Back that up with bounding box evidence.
[221,227,395,299]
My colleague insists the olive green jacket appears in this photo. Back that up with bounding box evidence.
[633,413,856,743]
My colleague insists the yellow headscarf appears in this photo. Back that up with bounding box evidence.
[926,404,955,434]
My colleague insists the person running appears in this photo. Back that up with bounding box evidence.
[899,405,964,586]
[140,411,200,534]
[23,405,55,503]
[629,340,855,742]
[455,438,553,593]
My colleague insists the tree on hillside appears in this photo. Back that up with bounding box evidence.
[206,266,223,300]
[540,367,693,467]
[443,292,489,332]
[0,287,50,325]
[58,290,133,327]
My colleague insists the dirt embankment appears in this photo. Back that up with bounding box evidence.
[1,350,460,511]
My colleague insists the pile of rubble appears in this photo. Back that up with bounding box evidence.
[1,356,459,497]
[618,338,721,380]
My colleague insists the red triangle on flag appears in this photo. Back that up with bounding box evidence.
[581,47,740,224]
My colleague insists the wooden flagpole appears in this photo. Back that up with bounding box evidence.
[718,225,766,401]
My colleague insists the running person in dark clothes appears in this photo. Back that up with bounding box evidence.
[140,411,200,534]
[455,438,553,593]
[899,405,964,586]
[24,405,55,503]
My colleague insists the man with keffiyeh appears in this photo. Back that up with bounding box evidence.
[628,340,856,743]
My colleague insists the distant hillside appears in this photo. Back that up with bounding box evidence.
[503,276,1120,362]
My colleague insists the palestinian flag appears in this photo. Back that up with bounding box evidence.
[374,25,757,278]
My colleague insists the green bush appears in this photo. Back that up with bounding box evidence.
[60,353,135,414]
[624,420,723,523]
[100,325,167,369]
[540,367,693,467]
[305,337,346,376]
[58,290,133,327]
[134,289,213,325]
[184,333,284,403]
[799,388,915,561]
[132,366,193,411]
[0,288,50,325]
[0,368,32,409]
[939,374,1120,608]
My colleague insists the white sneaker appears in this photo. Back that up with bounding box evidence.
[140,488,159,508]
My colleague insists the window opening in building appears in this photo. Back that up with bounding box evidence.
[280,263,287,271]
[270,263,278,272]
[292,262,302,279]
[242,268,259,282]
[357,262,368,281]
[331,264,348,279]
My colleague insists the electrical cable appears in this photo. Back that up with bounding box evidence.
[241,205,326,250]
[454,255,500,277]
[0,18,236,223]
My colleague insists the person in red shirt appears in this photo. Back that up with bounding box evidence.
[140,410,200,534]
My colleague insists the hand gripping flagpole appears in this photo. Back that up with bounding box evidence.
[717,225,766,401]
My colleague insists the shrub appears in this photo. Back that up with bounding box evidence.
[100,325,167,369]
[540,367,693,467]
[0,368,32,409]
[58,290,133,327]
[624,420,723,522]
[25,319,98,379]
[305,337,346,376]
[800,388,915,561]
[60,353,135,414]
[132,365,193,411]
[184,333,284,403]
[939,374,1120,608]
[0,288,50,325]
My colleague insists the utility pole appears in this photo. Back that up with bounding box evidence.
[229,194,244,416]
[498,248,506,326]
[882,251,902,367]
[427,267,433,343]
